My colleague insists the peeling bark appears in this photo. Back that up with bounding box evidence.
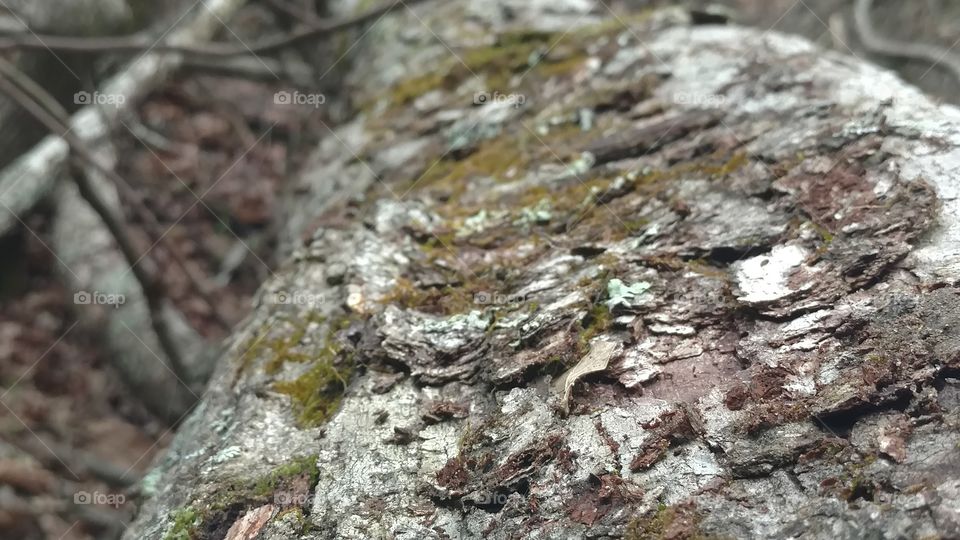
[128,2,960,539]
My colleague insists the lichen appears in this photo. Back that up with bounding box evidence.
[605,278,652,309]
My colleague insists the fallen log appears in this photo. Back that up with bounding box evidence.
[127,2,960,538]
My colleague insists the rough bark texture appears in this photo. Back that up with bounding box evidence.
[128,1,960,539]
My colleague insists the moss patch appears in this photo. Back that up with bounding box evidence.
[235,310,326,377]
[274,360,352,428]
[164,507,200,540]
[625,503,718,540]
[165,455,321,539]
[236,312,356,429]
[272,318,356,428]
[250,455,321,498]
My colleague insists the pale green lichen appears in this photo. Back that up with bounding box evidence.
[605,279,652,309]
[513,198,553,227]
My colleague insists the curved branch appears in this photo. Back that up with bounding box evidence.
[853,0,960,84]
[0,0,428,57]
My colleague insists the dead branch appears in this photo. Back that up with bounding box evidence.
[853,0,960,84]
[0,55,228,336]
[0,0,427,58]
[0,0,249,421]
[0,66,193,382]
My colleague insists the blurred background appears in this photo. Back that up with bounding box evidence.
[0,0,955,538]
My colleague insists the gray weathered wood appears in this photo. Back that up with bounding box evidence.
[127,2,960,538]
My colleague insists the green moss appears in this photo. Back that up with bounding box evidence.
[251,455,320,498]
[236,311,327,376]
[416,134,531,192]
[810,221,836,255]
[380,276,485,316]
[273,351,353,428]
[866,354,887,365]
[686,260,733,281]
[535,54,588,78]
[217,455,320,508]
[625,503,718,540]
[377,22,630,115]
[577,269,613,357]
[165,455,321,539]
[577,297,613,355]
[387,71,449,106]
[633,151,749,188]
[244,314,357,429]
[164,507,200,540]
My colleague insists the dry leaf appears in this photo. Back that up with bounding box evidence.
[555,340,622,415]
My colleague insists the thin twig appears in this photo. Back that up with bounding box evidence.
[0,69,192,382]
[0,59,69,122]
[853,0,960,84]
[261,0,321,22]
[0,0,426,57]
[0,59,231,330]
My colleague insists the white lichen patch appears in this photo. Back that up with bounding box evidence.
[734,244,813,304]
[311,378,460,538]
[605,278,653,309]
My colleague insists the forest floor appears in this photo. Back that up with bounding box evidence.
[0,70,330,539]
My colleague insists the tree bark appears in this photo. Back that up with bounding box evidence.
[127,1,960,539]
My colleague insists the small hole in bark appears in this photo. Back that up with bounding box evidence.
[706,245,772,265]
[815,389,913,437]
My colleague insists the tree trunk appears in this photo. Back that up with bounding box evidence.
[126,1,960,538]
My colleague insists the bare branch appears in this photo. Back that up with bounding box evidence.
[0,65,191,382]
[853,0,960,83]
[0,0,428,58]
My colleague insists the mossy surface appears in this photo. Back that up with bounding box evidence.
[272,317,356,428]
[378,28,594,113]
[251,455,321,498]
[164,455,320,540]
[232,309,355,429]
[164,507,200,540]
[211,454,319,511]
[235,310,325,377]
[625,503,720,540]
